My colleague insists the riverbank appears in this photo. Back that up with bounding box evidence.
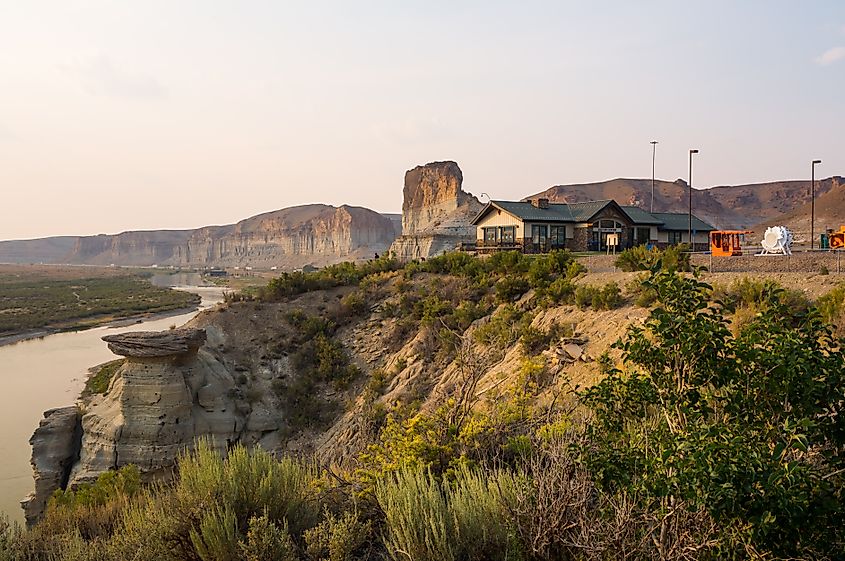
[0,265,204,347]
[0,302,201,348]
[0,285,228,525]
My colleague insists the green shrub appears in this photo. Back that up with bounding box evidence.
[817,283,845,337]
[50,465,141,511]
[84,360,124,396]
[575,282,621,311]
[626,274,657,307]
[447,467,521,561]
[495,276,530,303]
[473,305,532,350]
[615,244,691,272]
[713,277,810,318]
[583,268,845,558]
[376,468,455,561]
[240,512,297,561]
[304,510,372,561]
[519,321,572,355]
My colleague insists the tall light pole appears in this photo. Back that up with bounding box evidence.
[650,141,658,213]
[688,149,699,249]
[811,159,821,249]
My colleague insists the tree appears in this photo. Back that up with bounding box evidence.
[582,266,845,558]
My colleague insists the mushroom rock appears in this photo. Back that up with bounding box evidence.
[68,328,244,487]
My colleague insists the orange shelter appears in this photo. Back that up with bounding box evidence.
[710,230,753,256]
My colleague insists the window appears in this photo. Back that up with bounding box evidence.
[500,226,515,243]
[667,230,683,245]
[484,227,498,243]
[549,225,566,247]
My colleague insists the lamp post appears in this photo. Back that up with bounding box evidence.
[688,149,699,250]
[811,159,821,249]
[650,141,658,213]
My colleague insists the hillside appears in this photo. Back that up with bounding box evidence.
[0,236,78,265]
[526,176,843,230]
[16,251,845,559]
[754,177,845,243]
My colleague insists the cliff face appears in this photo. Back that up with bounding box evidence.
[1,205,397,269]
[389,161,483,260]
[172,205,396,267]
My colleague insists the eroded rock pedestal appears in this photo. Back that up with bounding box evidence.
[69,328,242,485]
[24,327,252,525]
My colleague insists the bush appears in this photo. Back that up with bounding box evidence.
[375,467,520,561]
[574,282,622,310]
[582,268,845,558]
[817,283,845,337]
[84,360,124,396]
[376,468,454,561]
[494,276,530,303]
[615,244,691,272]
[304,510,372,561]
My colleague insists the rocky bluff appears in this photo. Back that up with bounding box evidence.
[64,204,398,268]
[389,161,483,260]
[22,328,274,525]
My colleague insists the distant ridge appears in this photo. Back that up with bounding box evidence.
[0,204,398,269]
[526,176,842,230]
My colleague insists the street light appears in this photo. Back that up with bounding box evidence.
[688,149,699,249]
[650,141,658,213]
[811,159,821,250]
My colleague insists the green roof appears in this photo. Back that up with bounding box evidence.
[473,200,715,232]
[620,206,664,225]
[567,200,615,222]
[478,201,574,222]
[650,212,714,232]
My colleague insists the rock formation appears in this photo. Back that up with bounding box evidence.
[23,326,282,524]
[0,205,398,269]
[68,328,247,487]
[21,407,81,526]
[389,161,483,260]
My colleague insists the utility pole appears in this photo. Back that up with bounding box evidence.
[688,149,699,250]
[650,141,658,213]
[811,159,821,249]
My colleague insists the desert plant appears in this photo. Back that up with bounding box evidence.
[376,468,455,561]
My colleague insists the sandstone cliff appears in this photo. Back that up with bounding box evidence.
[389,161,483,260]
[0,205,397,269]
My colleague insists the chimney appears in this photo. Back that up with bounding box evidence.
[532,198,550,209]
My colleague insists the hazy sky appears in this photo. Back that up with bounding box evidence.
[1,1,843,240]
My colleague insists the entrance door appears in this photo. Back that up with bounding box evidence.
[531,224,548,253]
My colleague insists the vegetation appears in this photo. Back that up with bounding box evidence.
[7,254,845,560]
[0,270,199,335]
[83,360,124,396]
[614,244,692,272]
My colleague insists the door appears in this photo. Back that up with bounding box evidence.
[531,224,548,253]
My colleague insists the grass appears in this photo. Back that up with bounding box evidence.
[0,268,200,335]
[84,360,125,396]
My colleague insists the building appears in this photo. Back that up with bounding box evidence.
[471,198,714,253]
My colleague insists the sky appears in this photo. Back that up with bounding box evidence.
[0,1,843,240]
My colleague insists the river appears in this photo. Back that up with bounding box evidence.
[0,277,227,525]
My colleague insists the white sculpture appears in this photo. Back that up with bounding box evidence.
[759,226,793,255]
